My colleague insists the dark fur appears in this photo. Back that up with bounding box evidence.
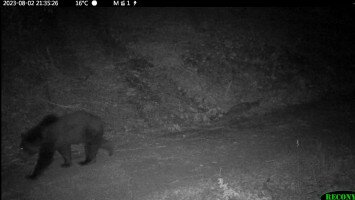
[20,111,113,180]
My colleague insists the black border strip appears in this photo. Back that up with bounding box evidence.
[57,0,355,7]
[1,0,354,7]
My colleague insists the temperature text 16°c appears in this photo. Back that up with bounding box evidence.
[75,0,88,6]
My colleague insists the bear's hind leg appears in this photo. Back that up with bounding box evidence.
[79,142,99,166]
[100,138,113,156]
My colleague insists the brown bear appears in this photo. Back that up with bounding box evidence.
[20,111,113,179]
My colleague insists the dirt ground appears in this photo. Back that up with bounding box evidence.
[1,96,354,200]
